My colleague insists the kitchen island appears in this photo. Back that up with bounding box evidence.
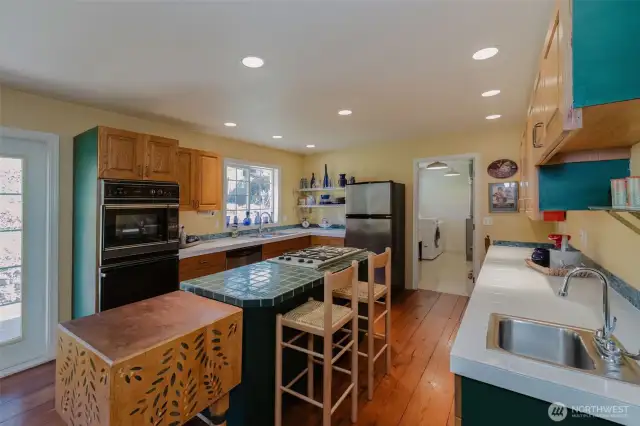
[180,250,370,426]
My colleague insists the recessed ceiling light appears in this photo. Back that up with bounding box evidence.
[306,144,315,148]
[272,135,283,139]
[473,47,499,60]
[482,89,501,97]
[486,114,502,120]
[338,110,352,116]
[242,56,264,68]
[224,122,237,127]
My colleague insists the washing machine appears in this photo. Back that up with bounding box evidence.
[419,218,443,260]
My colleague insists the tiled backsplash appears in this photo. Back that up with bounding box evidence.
[194,224,345,241]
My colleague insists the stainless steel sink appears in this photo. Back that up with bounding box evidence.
[487,314,640,385]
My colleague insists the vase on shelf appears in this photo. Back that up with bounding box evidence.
[323,164,330,188]
[338,174,347,188]
[242,211,251,226]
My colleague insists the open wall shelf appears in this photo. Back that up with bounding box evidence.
[589,206,640,235]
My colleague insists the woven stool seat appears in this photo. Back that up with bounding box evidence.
[333,281,387,303]
[282,300,352,335]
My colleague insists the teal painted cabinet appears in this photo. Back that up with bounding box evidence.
[573,0,640,107]
[458,376,616,425]
[538,159,630,211]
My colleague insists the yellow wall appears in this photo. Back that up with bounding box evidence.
[563,144,640,290]
[0,86,304,322]
[302,128,556,286]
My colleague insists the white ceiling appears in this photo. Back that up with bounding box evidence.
[0,0,554,153]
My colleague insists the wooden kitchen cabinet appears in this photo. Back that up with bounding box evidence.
[262,236,311,260]
[177,148,197,210]
[179,252,227,281]
[177,148,222,211]
[95,126,179,181]
[310,236,345,247]
[98,127,146,180]
[143,134,178,181]
[529,0,640,165]
[196,150,222,211]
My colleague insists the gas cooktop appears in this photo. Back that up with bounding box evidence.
[268,246,366,269]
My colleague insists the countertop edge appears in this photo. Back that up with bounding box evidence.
[179,229,346,259]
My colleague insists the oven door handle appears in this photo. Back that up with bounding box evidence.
[103,204,179,209]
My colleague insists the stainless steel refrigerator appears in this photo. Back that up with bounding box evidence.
[345,181,405,291]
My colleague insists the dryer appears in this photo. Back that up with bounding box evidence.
[419,218,443,260]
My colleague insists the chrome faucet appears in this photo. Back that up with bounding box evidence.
[258,212,273,237]
[559,267,640,363]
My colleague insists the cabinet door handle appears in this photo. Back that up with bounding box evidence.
[532,122,544,148]
[145,165,150,177]
[100,273,107,278]
[137,165,143,177]
[196,201,200,209]
[199,260,209,264]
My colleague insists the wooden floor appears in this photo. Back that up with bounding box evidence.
[0,290,467,426]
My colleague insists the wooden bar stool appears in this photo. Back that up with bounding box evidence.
[333,247,392,400]
[275,261,359,426]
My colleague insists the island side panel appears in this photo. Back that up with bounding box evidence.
[56,327,111,426]
[110,311,242,426]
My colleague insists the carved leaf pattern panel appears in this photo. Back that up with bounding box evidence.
[56,333,110,426]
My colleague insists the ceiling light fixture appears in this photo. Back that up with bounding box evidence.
[485,114,502,120]
[224,122,237,127]
[473,47,499,60]
[425,161,448,170]
[242,56,264,68]
[306,144,315,148]
[482,89,501,97]
[272,135,283,139]
[444,169,461,177]
[338,109,353,116]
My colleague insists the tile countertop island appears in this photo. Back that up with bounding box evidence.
[451,246,640,425]
[181,251,370,426]
[179,228,346,259]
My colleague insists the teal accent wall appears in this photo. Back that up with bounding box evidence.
[573,0,640,107]
[538,159,630,211]
[72,127,99,319]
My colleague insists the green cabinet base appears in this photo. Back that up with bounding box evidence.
[459,376,617,425]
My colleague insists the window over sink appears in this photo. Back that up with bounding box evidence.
[224,159,279,228]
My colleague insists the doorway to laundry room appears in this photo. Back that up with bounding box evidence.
[415,157,475,296]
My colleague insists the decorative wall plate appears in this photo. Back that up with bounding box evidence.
[487,159,518,179]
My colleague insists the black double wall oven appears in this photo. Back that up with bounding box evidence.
[98,180,180,311]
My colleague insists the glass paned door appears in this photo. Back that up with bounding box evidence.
[0,130,55,377]
[0,158,23,345]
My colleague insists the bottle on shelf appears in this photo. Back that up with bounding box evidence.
[323,164,329,188]
[310,173,316,188]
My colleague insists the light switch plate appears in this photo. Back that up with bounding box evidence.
[483,217,493,226]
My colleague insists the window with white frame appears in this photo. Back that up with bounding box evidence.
[224,160,279,227]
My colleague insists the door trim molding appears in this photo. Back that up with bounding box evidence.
[0,126,59,378]
[411,153,482,291]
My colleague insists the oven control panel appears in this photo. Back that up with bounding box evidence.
[102,180,180,204]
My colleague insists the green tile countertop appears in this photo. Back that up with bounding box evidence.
[180,251,371,308]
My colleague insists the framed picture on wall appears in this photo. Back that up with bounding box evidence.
[489,181,519,213]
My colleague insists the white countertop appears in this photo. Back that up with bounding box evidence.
[451,246,640,425]
[179,228,346,259]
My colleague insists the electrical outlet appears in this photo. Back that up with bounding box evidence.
[483,217,493,226]
[580,229,588,248]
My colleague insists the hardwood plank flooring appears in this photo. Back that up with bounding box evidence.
[0,290,468,426]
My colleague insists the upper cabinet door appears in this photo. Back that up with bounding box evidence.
[98,127,145,180]
[540,12,561,130]
[177,148,196,211]
[144,135,178,182]
[196,151,221,211]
